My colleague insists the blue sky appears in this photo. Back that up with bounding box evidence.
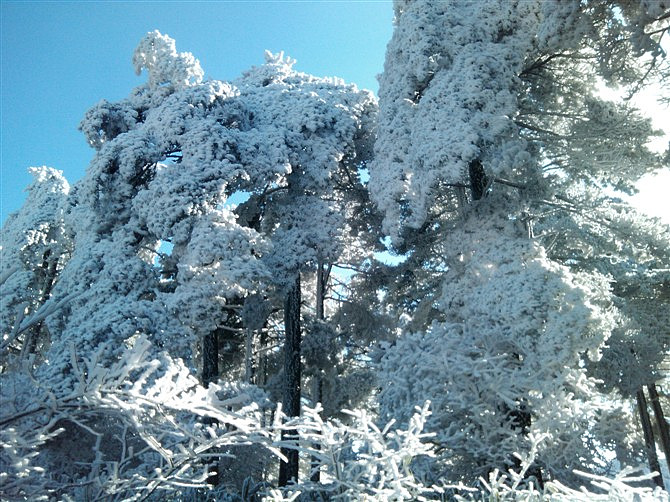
[1,0,393,222]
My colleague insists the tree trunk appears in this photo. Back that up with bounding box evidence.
[468,159,488,201]
[245,328,254,384]
[201,329,220,485]
[310,261,329,483]
[310,376,323,483]
[279,274,302,486]
[202,330,219,387]
[258,329,268,387]
[648,384,670,478]
[637,388,664,488]
[23,249,59,356]
[473,168,542,486]
[456,186,468,220]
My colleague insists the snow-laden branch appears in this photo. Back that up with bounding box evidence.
[0,335,276,501]
[268,401,454,501]
[0,264,21,287]
[1,291,81,353]
[132,30,204,89]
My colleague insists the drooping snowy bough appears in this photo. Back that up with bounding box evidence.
[371,0,666,239]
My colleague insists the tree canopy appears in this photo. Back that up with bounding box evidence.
[1,2,669,499]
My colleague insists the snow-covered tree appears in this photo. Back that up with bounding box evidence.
[0,32,277,495]
[228,50,378,484]
[371,0,666,239]
[0,167,71,367]
[371,0,669,488]
[3,5,668,498]
[41,35,268,384]
[537,192,670,486]
[379,206,625,484]
[1,31,378,491]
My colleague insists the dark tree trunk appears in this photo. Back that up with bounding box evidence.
[202,330,219,387]
[279,274,302,486]
[501,396,544,488]
[310,261,329,483]
[258,329,268,387]
[648,384,670,478]
[310,377,323,483]
[245,328,254,383]
[23,249,58,356]
[201,329,220,485]
[637,388,664,488]
[468,158,488,201]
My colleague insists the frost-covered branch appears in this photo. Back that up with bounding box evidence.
[0,336,275,501]
[268,402,449,500]
[2,291,82,352]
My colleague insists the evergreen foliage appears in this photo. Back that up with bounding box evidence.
[1,2,669,498]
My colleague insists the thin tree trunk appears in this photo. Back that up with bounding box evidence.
[279,273,302,486]
[637,388,664,488]
[310,377,323,483]
[202,330,219,387]
[23,250,58,356]
[648,384,670,478]
[456,186,468,219]
[310,261,328,483]
[468,159,488,201]
[245,328,254,384]
[258,329,267,386]
[201,329,220,485]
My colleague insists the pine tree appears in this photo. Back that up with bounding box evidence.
[371,0,669,486]
[229,50,378,484]
[2,32,378,492]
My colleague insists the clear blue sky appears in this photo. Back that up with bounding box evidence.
[1,0,393,223]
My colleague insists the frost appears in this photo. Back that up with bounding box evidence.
[3,14,668,499]
[378,213,619,484]
[370,0,541,236]
[132,30,204,89]
[369,0,665,239]
[0,336,273,500]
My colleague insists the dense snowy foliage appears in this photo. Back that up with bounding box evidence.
[2,30,381,500]
[43,32,377,385]
[1,1,669,499]
[369,0,669,494]
[379,209,628,484]
[370,0,666,239]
